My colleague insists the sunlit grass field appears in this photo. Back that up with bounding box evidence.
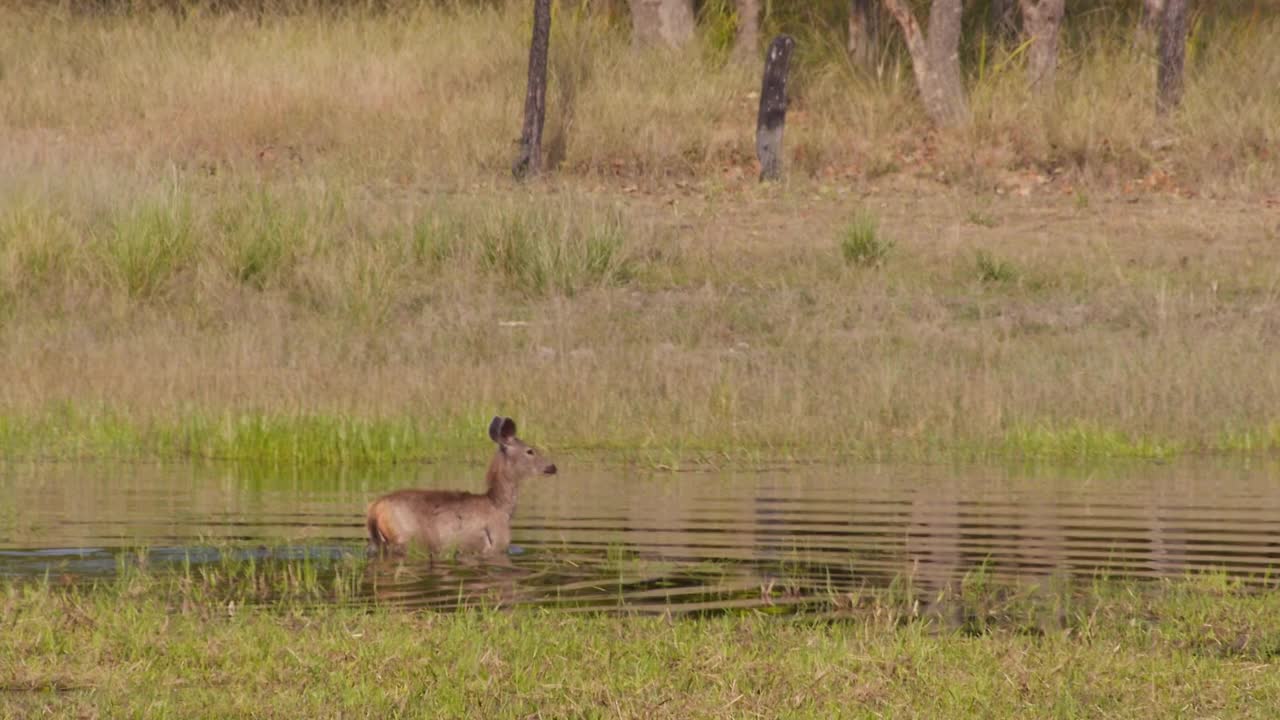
[3,558,1280,718]
[1,1,1277,465]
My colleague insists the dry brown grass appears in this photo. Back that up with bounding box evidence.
[1,2,1278,462]
[1,2,1276,191]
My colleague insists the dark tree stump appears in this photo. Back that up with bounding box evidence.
[1157,0,1188,115]
[756,34,795,182]
[513,0,552,179]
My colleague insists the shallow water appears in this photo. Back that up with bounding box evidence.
[2,459,1278,612]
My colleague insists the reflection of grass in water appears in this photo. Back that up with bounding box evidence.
[6,554,1280,717]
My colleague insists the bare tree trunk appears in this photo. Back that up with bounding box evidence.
[756,35,795,181]
[734,0,760,59]
[630,0,696,48]
[513,0,552,179]
[1157,0,1189,115]
[990,0,1019,39]
[1018,0,1065,96]
[847,0,876,68]
[882,0,969,127]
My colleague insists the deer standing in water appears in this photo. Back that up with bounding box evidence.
[365,416,557,559]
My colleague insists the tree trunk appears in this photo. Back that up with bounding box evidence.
[847,0,876,68]
[1157,0,1189,115]
[734,0,760,59]
[513,0,552,179]
[1018,0,1065,96]
[630,0,696,48]
[882,0,969,127]
[756,35,795,182]
[990,0,1019,39]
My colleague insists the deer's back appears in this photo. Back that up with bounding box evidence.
[368,488,510,556]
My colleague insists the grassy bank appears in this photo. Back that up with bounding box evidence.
[1,2,1278,466]
[3,561,1279,717]
[1,185,1278,465]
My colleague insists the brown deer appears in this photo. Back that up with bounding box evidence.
[365,416,557,559]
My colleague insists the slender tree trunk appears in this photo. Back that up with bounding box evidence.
[1157,0,1189,115]
[630,0,696,48]
[847,0,876,68]
[1018,0,1065,96]
[883,0,969,127]
[756,35,795,181]
[734,0,760,59]
[513,0,552,179]
[990,0,1019,39]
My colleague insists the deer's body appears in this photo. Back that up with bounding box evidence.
[366,417,555,558]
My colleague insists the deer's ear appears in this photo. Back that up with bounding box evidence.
[499,417,517,442]
[488,416,505,444]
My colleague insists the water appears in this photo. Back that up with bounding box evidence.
[2,459,1279,612]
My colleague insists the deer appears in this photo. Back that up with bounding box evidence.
[365,416,557,560]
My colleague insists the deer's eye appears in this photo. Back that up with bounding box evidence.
[525,448,534,456]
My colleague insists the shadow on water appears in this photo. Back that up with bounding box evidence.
[2,458,1280,613]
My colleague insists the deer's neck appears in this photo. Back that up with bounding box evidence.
[485,454,519,516]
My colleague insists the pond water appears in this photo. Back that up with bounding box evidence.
[2,459,1278,612]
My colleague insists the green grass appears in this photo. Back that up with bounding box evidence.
[3,561,1280,717]
[98,197,196,301]
[476,204,632,297]
[998,422,1185,461]
[1219,425,1280,454]
[2,406,1278,466]
[838,211,893,268]
[0,408,483,465]
[215,190,305,291]
[975,249,1018,284]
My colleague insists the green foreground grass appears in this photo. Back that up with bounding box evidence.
[3,561,1279,718]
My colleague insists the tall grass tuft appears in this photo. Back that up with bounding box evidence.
[476,204,631,296]
[97,196,195,300]
[215,190,304,290]
[975,250,1017,284]
[839,211,892,268]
